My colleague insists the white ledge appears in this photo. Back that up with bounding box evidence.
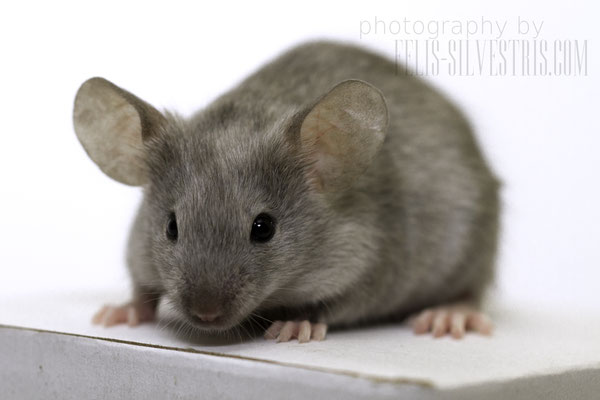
[1,290,599,399]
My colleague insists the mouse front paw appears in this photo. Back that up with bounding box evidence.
[411,303,493,339]
[92,298,156,327]
[264,320,328,343]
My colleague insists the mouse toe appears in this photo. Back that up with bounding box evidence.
[91,300,156,327]
[264,320,328,343]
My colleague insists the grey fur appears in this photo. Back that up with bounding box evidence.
[76,41,500,333]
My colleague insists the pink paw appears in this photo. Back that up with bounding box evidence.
[264,320,328,343]
[411,304,493,339]
[92,300,156,327]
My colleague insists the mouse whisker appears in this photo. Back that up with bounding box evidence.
[249,312,273,324]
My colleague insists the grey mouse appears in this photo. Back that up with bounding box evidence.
[74,41,499,342]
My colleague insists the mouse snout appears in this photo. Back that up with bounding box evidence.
[187,293,227,323]
[193,306,222,322]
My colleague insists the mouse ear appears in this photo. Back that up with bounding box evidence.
[299,79,388,192]
[73,77,165,186]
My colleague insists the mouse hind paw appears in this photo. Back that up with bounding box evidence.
[411,303,493,339]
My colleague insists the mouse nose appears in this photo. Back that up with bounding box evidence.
[195,310,222,322]
[191,303,223,322]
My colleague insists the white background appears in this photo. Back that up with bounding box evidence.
[0,0,597,310]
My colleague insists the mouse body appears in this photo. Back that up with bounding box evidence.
[75,41,499,342]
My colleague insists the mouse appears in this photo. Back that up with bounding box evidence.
[73,40,500,343]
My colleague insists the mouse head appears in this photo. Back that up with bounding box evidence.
[73,77,388,332]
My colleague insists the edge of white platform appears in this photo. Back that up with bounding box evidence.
[3,324,600,400]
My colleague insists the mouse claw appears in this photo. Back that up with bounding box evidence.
[264,321,285,340]
[264,320,328,343]
[92,299,156,327]
[411,303,493,339]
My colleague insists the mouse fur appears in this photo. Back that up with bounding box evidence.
[75,40,500,336]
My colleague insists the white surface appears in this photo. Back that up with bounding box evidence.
[4,326,598,400]
[2,289,599,394]
[2,328,422,400]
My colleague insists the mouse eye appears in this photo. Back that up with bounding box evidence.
[250,213,275,243]
[166,213,178,241]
